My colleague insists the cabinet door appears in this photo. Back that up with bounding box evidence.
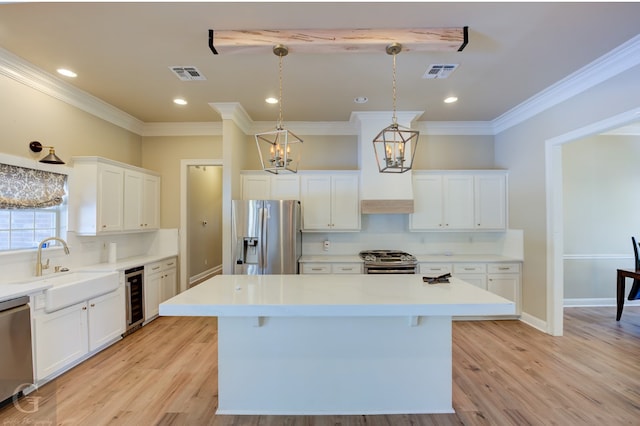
[331,263,363,274]
[242,175,271,200]
[410,175,444,230]
[88,288,125,351]
[300,175,332,230]
[97,164,124,232]
[455,274,487,290]
[160,268,177,302]
[34,303,88,380]
[271,175,300,200]
[145,269,161,321]
[331,174,360,230]
[142,174,160,229]
[488,274,520,314]
[123,170,144,230]
[475,174,506,230]
[301,263,331,274]
[443,175,474,229]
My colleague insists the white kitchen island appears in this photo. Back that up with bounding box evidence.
[159,274,514,415]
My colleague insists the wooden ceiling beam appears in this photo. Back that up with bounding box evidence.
[209,27,468,55]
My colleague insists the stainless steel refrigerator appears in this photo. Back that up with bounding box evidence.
[231,200,302,274]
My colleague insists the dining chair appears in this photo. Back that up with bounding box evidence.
[629,237,640,300]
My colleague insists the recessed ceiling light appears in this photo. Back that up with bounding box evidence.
[173,98,188,106]
[57,68,77,78]
[444,96,458,104]
[265,97,278,104]
[354,96,368,104]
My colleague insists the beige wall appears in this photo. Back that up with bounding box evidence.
[495,63,640,321]
[563,134,640,299]
[141,135,222,229]
[0,75,141,164]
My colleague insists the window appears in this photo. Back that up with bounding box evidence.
[0,206,62,250]
[0,160,68,252]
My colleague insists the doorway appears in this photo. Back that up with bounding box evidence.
[180,159,223,292]
[546,107,640,335]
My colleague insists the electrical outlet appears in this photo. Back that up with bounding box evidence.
[323,240,330,251]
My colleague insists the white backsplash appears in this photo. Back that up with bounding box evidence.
[0,229,178,284]
[301,214,523,259]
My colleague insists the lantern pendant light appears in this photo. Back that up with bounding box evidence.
[372,43,419,173]
[255,45,303,174]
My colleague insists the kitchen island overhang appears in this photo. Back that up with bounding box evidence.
[160,274,515,415]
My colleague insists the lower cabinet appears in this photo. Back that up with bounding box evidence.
[145,257,177,322]
[301,262,363,274]
[420,261,522,316]
[33,286,125,382]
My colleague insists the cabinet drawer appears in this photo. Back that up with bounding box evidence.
[488,263,521,274]
[453,263,486,274]
[331,263,363,274]
[145,262,162,274]
[162,258,177,269]
[419,263,452,274]
[301,263,331,274]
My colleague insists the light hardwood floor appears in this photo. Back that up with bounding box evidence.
[1,307,639,425]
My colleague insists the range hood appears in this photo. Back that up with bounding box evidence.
[351,111,423,214]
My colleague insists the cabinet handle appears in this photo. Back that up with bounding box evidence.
[464,268,474,271]
[82,306,87,310]
[90,303,95,308]
[152,266,160,271]
[311,268,323,271]
[498,267,510,270]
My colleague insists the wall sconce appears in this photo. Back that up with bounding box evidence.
[29,141,65,164]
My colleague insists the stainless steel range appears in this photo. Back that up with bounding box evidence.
[359,250,418,274]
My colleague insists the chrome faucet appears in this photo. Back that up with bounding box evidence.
[36,237,70,276]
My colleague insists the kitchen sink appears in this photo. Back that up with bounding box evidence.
[42,271,119,313]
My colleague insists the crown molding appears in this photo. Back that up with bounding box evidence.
[209,102,253,134]
[140,122,223,137]
[0,47,145,135]
[492,34,640,134]
[417,121,495,136]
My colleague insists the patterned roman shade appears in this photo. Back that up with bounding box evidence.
[0,163,67,209]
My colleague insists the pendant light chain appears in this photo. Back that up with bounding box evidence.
[392,51,398,126]
[277,51,284,130]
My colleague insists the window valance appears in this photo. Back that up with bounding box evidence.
[0,163,67,209]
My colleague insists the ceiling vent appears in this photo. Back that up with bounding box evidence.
[169,66,206,81]
[422,64,458,79]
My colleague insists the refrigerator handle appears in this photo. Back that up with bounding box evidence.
[259,206,267,273]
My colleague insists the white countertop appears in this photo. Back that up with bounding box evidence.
[160,274,515,317]
[0,252,177,303]
[299,254,521,263]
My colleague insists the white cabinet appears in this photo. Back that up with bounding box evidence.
[145,257,177,322]
[300,173,360,231]
[301,262,363,274]
[487,263,521,314]
[70,157,160,235]
[241,173,300,200]
[124,170,160,231]
[419,261,521,316]
[453,263,487,290]
[34,301,88,380]
[474,174,507,230]
[33,286,124,382]
[410,171,507,231]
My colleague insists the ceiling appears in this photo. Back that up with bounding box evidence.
[1,2,639,125]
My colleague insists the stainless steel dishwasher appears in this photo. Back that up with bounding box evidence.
[0,296,34,404]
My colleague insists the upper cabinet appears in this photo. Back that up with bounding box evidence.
[70,157,161,235]
[300,172,360,231]
[410,171,507,231]
[241,172,300,200]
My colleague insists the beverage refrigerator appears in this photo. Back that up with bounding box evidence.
[231,200,302,274]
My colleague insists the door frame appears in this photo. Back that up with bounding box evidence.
[180,159,223,293]
[546,107,640,335]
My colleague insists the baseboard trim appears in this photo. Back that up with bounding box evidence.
[564,297,640,307]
